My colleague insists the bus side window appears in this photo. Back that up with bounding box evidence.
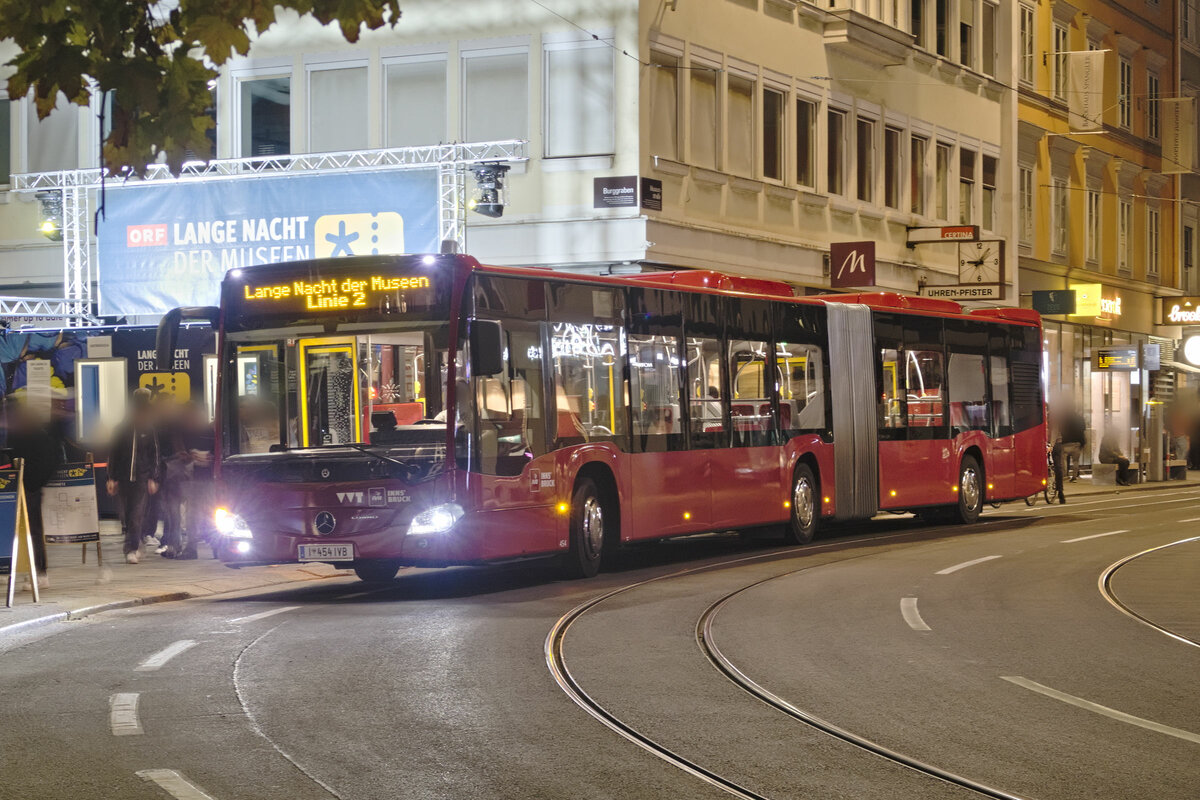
[777,342,825,433]
[686,336,725,443]
[468,322,545,476]
[948,353,989,434]
[905,350,945,429]
[628,333,683,452]
[728,339,773,447]
[548,321,624,449]
[879,347,905,429]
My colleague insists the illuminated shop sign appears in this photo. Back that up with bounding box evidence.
[1070,283,1122,320]
[1162,297,1200,324]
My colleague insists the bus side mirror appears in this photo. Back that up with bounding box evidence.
[469,319,504,376]
[156,306,219,370]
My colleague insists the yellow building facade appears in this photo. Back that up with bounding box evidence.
[1017,0,1179,464]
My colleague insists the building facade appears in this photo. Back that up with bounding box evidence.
[0,0,1016,314]
[1017,0,1183,464]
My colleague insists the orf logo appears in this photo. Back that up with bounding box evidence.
[127,223,167,247]
[830,241,876,289]
[314,512,337,535]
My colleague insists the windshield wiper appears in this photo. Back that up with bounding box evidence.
[342,442,421,478]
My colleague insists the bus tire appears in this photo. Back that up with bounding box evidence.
[954,455,984,524]
[784,465,819,545]
[353,560,400,583]
[560,477,606,579]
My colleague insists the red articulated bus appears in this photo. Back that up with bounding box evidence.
[156,254,1045,582]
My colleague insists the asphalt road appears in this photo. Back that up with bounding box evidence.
[2,486,1198,800]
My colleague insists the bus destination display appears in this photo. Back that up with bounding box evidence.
[237,273,434,312]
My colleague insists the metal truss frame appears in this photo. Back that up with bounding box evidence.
[0,296,100,326]
[9,140,527,326]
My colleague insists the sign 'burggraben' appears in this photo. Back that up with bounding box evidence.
[242,275,433,310]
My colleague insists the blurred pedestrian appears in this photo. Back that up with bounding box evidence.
[1099,426,1132,486]
[1060,406,1086,482]
[4,397,62,576]
[106,389,161,564]
[157,401,191,558]
[179,402,215,559]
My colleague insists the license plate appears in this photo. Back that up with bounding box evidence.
[298,543,354,562]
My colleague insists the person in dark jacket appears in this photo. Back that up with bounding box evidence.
[106,389,161,563]
[1060,408,1087,482]
[1098,426,1132,486]
[4,398,62,574]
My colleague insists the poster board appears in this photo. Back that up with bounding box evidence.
[42,462,101,544]
[0,468,17,575]
[5,461,40,607]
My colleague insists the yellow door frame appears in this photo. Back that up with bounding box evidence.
[298,337,361,447]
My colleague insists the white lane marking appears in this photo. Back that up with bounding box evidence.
[900,597,931,631]
[1178,517,1200,523]
[136,769,218,800]
[935,555,1002,575]
[1003,676,1200,745]
[1061,530,1129,544]
[135,640,198,672]
[230,606,300,624]
[110,693,143,736]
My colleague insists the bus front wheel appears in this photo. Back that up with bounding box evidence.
[784,465,819,545]
[954,456,983,524]
[560,477,606,579]
[353,560,400,583]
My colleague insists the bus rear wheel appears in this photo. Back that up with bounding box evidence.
[353,560,400,583]
[560,477,606,579]
[954,456,983,524]
[784,465,819,545]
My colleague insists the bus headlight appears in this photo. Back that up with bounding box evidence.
[408,503,463,535]
[214,507,253,539]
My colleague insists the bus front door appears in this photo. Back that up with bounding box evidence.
[298,337,361,447]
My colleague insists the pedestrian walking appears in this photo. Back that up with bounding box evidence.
[157,404,192,559]
[106,389,161,564]
[179,402,215,560]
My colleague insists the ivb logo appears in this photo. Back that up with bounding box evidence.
[314,212,406,259]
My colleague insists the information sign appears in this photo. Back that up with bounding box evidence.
[1093,346,1139,371]
[41,462,101,544]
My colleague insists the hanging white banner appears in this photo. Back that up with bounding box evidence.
[1067,51,1106,133]
[1161,97,1196,175]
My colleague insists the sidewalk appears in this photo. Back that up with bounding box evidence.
[1,520,352,636]
[1045,469,1200,499]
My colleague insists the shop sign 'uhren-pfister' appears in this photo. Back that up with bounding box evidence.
[96,171,439,316]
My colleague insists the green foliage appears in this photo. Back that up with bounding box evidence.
[0,1,398,175]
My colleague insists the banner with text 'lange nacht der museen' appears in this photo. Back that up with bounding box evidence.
[96,170,440,315]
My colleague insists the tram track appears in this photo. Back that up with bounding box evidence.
[544,520,1041,800]
[1098,535,1200,650]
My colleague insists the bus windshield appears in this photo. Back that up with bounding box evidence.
[224,321,451,457]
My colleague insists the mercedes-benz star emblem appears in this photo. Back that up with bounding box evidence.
[314,512,337,535]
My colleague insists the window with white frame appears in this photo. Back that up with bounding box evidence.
[1053,25,1069,100]
[1118,58,1132,129]
[796,97,816,188]
[1019,165,1034,243]
[386,56,447,148]
[309,65,368,153]
[980,2,997,76]
[239,77,290,157]
[726,75,755,177]
[1147,72,1160,141]
[462,47,529,143]
[1147,206,1161,276]
[959,0,974,69]
[910,134,928,215]
[1085,189,1101,262]
[827,107,847,196]
[1019,5,1035,85]
[649,53,678,160]
[935,141,951,219]
[959,147,975,225]
[1052,177,1068,255]
[0,97,10,185]
[884,126,903,209]
[981,154,997,231]
[690,67,718,170]
[856,116,875,202]
[545,42,615,157]
[762,87,784,180]
[1118,199,1132,271]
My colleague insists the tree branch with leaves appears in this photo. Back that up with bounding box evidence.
[0,1,398,175]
